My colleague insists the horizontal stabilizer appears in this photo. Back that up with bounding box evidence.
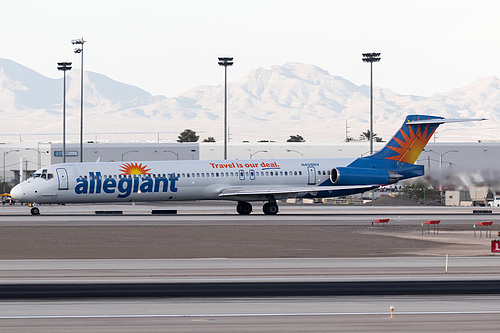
[407,118,485,125]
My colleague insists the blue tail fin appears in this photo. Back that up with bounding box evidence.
[347,114,483,182]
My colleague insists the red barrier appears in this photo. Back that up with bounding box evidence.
[372,218,390,227]
[478,221,493,226]
[491,240,500,253]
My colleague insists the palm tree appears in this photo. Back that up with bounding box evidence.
[359,130,383,142]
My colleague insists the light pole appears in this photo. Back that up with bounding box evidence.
[249,150,268,159]
[25,147,43,169]
[426,149,458,204]
[72,37,86,162]
[362,52,381,155]
[3,149,19,192]
[163,150,179,160]
[286,149,304,157]
[121,150,138,162]
[57,62,72,163]
[218,57,233,160]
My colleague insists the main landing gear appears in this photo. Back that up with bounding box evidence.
[236,201,279,215]
[30,207,40,215]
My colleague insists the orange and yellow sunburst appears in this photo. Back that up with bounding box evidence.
[119,162,151,175]
[386,124,436,164]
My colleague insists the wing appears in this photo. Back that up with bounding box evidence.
[218,184,378,198]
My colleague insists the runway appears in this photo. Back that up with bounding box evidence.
[1,202,500,331]
[1,296,500,332]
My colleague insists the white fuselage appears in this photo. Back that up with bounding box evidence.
[11,157,355,204]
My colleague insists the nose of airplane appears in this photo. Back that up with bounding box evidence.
[10,184,23,201]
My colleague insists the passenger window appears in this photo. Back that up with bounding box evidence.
[294,171,297,176]
[299,171,302,175]
[197,173,200,177]
[318,171,321,175]
[284,171,288,176]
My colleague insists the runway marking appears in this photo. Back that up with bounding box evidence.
[2,310,500,319]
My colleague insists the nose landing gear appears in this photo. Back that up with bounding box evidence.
[30,207,40,215]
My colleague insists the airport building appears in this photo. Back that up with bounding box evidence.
[1,141,499,205]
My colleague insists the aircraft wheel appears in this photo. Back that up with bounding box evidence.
[30,207,40,216]
[237,201,252,215]
[263,202,279,215]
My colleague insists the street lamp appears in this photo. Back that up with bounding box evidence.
[286,149,304,157]
[249,150,268,159]
[57,62,72,163]
[218,57,233,160]
[163,150,179,160]
[362,52,381,155]
[71,37,86,162]
[25,147,44,169]
[121,150,138,161]
[425,149,458,204]
[3,149,19,192]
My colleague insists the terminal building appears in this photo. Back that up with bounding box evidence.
[1,141,499,205]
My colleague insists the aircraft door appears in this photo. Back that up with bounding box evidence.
[307,166,316,185]
[238,169,245,181]
[56,168,69,190]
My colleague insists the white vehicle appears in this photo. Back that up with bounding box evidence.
[489,197,500,207]
[10,115,481,215]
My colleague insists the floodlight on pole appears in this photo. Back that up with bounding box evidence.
[57,62,72,163]
[71,37,86,162]
[218,57,233,160]
[362,52,381,155]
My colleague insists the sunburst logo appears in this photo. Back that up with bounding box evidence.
[119,162,151,175]
[385,123,436,164]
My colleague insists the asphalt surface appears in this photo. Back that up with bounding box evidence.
[1,202,500,331]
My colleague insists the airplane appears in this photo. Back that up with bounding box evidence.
[10,115,482,215]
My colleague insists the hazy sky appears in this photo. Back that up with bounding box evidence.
[2,0,499,97]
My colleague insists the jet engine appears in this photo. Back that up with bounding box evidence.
[330,167,401,186]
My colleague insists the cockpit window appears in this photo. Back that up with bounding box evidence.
[31,173,41,178]
[47,174,53,179]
